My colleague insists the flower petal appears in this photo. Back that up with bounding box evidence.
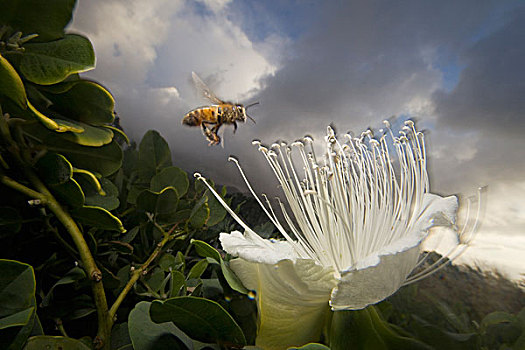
[229,258,336,350]
[415,194,458,232]
[330,244,420,310]
[330,194,458,310]
[220,230,300,265]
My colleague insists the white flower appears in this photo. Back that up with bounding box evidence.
[196,120,481,350]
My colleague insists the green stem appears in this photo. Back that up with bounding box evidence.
[56,319,69,338]
[0,175,47,202]
[45,217,79,259]
[108,224,181,326]
[23,170,111,349]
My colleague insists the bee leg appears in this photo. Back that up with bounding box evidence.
[232,122,238,133]
[208,132,220,146]
[202,123,220,145]
[206,129,220,145]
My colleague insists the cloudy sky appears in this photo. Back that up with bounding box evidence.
[70,0,525,279]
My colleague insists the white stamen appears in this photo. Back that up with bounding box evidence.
[201,122,478,279]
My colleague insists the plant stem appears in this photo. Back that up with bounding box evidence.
[108,224,181,326]
[56,319,69,338]
[0,175,47,202]
[22,170,111,349]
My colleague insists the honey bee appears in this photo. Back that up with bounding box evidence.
[182,72,258,146]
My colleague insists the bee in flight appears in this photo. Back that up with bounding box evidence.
[182,72,258,146]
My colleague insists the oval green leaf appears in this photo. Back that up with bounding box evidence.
[82,177,120,211]
[138,130,172,182]
[0,259,36,348]
[288,344,331,350]
[23,335,92,350]
[191,239,221,263]
[20,34,95,85]
[58,121,114,147]
[150,167,189,198]
[0,54,27,108]
[70,206,125,232]
[44,80,115,125]
[128,301,192,350]
[35,152,72,186]
[186,259,208,281]
[150,296,246,347]
[50,178,85,208]
[39,135,123,177]
[0,0,75,42]
[136,187,179,224]
[189,198,209,229]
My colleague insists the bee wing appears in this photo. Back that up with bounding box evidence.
[192,71,225,105]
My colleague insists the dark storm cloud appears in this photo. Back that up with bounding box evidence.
[248,0,500,141]
[434,7,525,135]
[70,0,524,198]
[430,6,525,189]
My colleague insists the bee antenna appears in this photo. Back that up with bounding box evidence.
[245,101,260,109]
[247,114,256,124]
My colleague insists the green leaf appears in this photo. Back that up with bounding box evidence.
[50,178,85,208]
[190,240,248,294]
[288,344,331,350]
[136,187,179,224]
[23,335,92,350]
[110,322,132,350]
[330,306,432,350]
[205,190,227,227]
[220,260,249,295]
[41,267,85,307]
[191,240,221,263]
[27,101,84,133]
[70,206,125,232]
[20,34,95,85]
[138,130,172,182]
[0,308,34,330]
[59,122,114,147]
[169,271,186,298]
[43,80,115,125]
[189,199,209,229]
[128,301,192,350]
[187,259,208,280]
[481,311,516,332]
[0,54,27,108]
[159,254,177,272]
[35,152,72,186]
[0,0,75,42]
[0,207,22,233]
[0,260,36,348]
[144,268,166,294]
[150,296,246,346]
[151,167,189,198]
[0,260,35,318]
[81,177,120,211]
[40,132,123,176]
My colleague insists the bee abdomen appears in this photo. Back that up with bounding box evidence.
[182,111,201,126]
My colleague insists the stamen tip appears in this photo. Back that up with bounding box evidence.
[303,135,314,143]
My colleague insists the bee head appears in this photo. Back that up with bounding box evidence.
[235,104,247,121]
[242,102,258,124]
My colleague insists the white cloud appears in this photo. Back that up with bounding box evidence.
[70,0,183,91]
